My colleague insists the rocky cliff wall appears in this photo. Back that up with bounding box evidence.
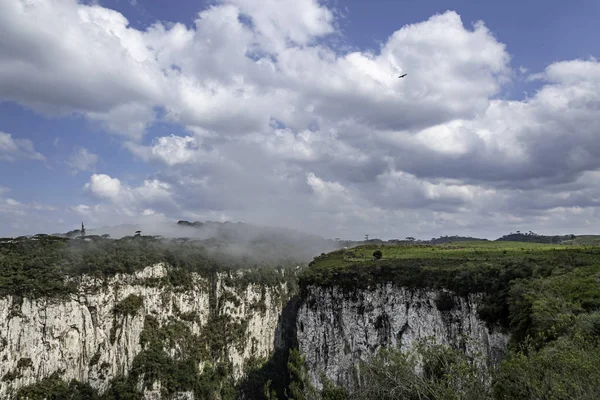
[0,264,291,398]
[296,284,509,391]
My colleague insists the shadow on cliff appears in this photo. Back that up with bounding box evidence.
[237,295,300,400]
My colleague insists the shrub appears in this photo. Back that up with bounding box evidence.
[354,340,491,400]
[434,291,455,311]
[494,334,600,399]
[372,250,383,260]
[113,294,144,316]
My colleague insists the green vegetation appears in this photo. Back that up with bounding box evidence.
[561,235,600,246]
[496,231,575,244]
[302,242,600,329]
[434,291,455,311]
[281,340,489,400]
[0,235,299,298]
[493,334,600,400]
[88,352,101,367]
[2,234,301,399]
[113,294,144,316]
[355,339,490,400]
[430,235,488,244]
[3,358,34,382]
[294,240,600,399]
[116,315,237,399]
[15,373,99,400]
[16,358,33,369]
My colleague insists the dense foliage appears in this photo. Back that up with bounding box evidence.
[495,231,575,244]
[0,235,300,298]
[15,373,99,400]
[429,235,488,244]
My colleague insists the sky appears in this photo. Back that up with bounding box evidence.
[1,0,599,240]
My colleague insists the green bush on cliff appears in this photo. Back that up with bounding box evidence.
[15,372,99,400]
[493,334,600,400]
[113,294,144,316]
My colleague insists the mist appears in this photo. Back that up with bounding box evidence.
[80,217,341,265]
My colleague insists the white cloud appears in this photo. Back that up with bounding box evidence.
[0,186,67,236]
[126,135,201,166]
[224,0,334,52]
[0,132,45,161]
[0,0,164,138]
[83,173,177,215]
[84,174,122,201]
[72,204,91,215]
[3,1,600,239]
[86,103,156,139]
[67,147,98,173]
[307,172,353,207]
[0,2,509,139]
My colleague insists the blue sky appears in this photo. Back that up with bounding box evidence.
[0,0,599,239]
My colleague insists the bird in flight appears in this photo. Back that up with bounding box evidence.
[398,73,407,78]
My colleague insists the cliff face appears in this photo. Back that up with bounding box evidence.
[0,264,291,398]
[0,261,511,399]
[296,284,510,391]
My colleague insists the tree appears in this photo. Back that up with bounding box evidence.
[354,341,491,400]
[286,349,319,400]
[372,250,382,260]
[406,237,415,241]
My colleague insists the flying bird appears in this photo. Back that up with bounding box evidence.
[398,73,407,78]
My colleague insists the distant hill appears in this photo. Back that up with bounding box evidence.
[429,235,488,244]
[495,232,575,244]
[559,235,600,246]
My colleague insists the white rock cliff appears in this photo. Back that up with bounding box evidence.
[0,264,289,398]
[296,284,510,391]
[0,264,511,398]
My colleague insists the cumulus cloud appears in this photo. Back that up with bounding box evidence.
[3,0,600,239]
[0,0,163,137]
[125,134,216,166]
[0,1,508,138]
[83,173,178,216]
[0,132,45,161]
[224,0,335,52]
[382,58,600,189]
[84,174,122,201]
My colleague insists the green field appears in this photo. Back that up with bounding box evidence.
[301,241,600,333]
[314,241,575,268]
[561,235,600,245]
